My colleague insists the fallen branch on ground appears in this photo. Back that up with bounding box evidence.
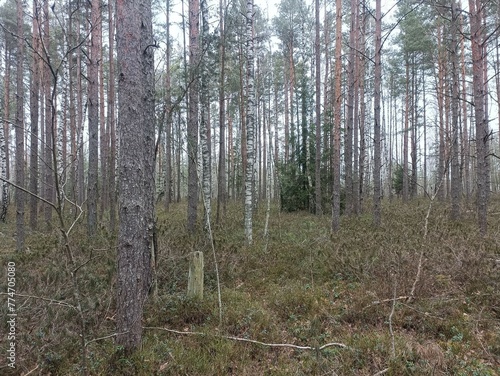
[143,326,351,351]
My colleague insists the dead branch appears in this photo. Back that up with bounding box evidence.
[143,326,351,351]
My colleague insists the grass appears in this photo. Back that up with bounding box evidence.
[0,196,499,375]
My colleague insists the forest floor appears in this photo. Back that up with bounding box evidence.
[0,197,499,375]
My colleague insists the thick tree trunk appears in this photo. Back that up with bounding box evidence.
[115,0,155,353]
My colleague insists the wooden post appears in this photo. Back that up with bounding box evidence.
[187,251,204,299]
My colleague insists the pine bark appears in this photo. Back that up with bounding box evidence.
[468,0,489,234]
[15,0,25,251]
[87,0,99,236]
[314,0,322,215]
[332,0,342,231]
[108,0,117,230]
[373,0,381,226]
[450,1,461,220]
[115,0,155,352]
[30,1,41,230]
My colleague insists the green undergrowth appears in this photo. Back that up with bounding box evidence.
[0,197,499,375]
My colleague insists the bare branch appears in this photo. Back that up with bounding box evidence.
[143,326,351,351]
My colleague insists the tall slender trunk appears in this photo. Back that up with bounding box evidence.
[403,57,410,202]
[460,5,470,201]
[450,1,461,220]
[359,8,367,211]
[332,0,342,231]
[187,0,200,232]
[344,0,356,215]
[469,0,489,234]
[99,4,108,220]
[164,0,172,211]
[15,0,25,251]
[43,0,53,226]
[436,23,445,201]
[108,0,117,230]
[200,0,211,229]
[314,0,322,215]
[87,0,100,236]
[244,0,255,244]
[30,1,41,229]
[373,0,382,226]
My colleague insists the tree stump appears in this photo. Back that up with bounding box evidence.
[187,251,204,299]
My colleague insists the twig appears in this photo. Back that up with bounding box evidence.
[363,296,409,310]
[0,292,77,310]
[84,332,122,347]
[388,278,397,358]
[23,364,39,375]
[143,326,351,351]
[373,369,389,376]
[408,175,444,303]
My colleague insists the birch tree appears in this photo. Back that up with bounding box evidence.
[244,0,255,244]
[200,0,211,229]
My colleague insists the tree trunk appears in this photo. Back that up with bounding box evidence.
[115,0,155,353]
[314,0,322,215]
[164,0,172,212]
[344,0,356,215]
[187,0,200,232]
[29,1,41,229]
[332,0,342,231]
[244,0,255,244]
[468,0,489,234]
[108,0,117,230]
[450,1,461,220]
[15,0,25,251]
[373,0,381,226]
[403,57,409,202]
[200,0,211,229]
[87,0,99,236]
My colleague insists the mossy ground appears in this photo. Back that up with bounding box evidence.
[0,197,499,375]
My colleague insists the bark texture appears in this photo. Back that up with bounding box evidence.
[115,0,155,353]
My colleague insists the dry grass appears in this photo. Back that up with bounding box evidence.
[0,196,499,375]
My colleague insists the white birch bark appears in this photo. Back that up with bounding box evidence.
[244,0,255,244]
[200,0,211,230]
